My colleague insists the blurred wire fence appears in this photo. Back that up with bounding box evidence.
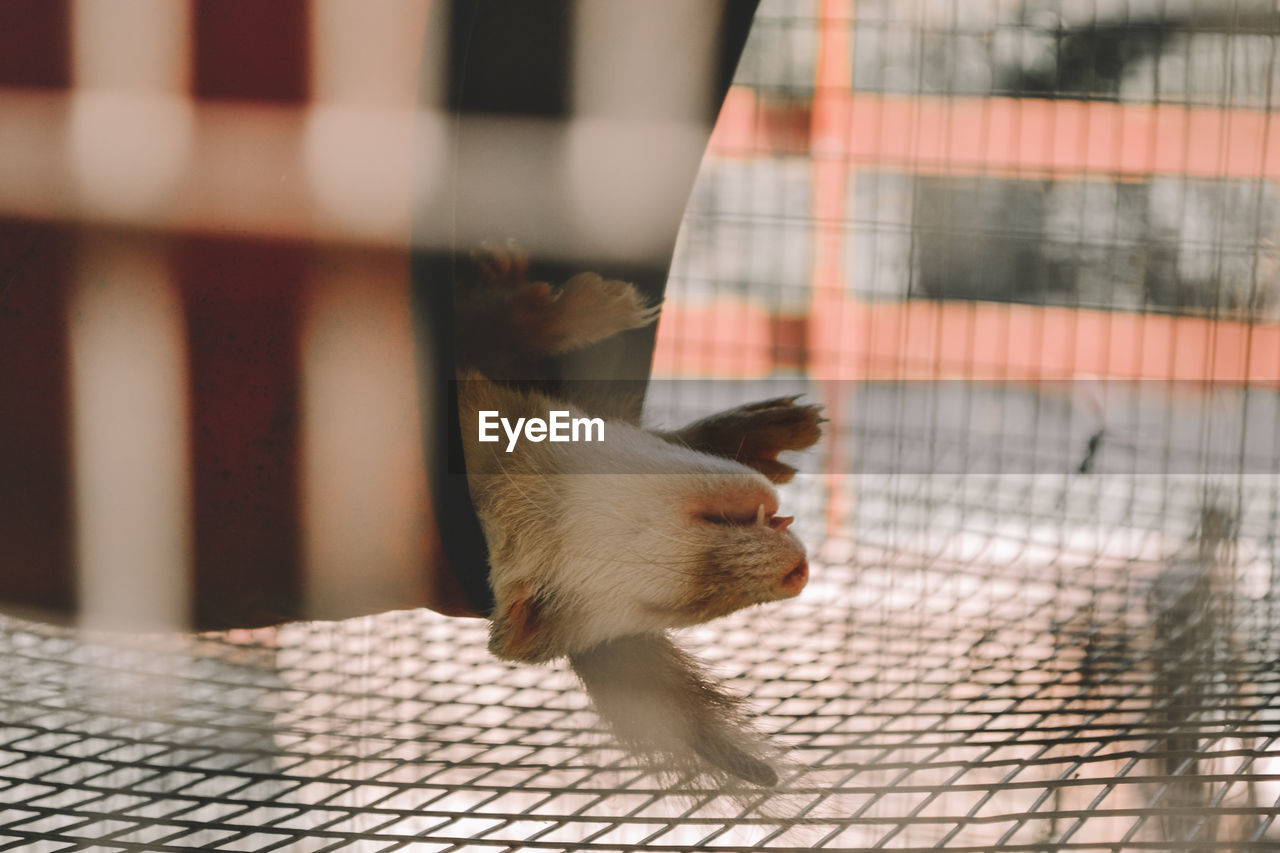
[2,0,1279,850]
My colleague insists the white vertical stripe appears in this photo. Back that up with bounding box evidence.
[311,0,431,107]
[69,0,193,632]
[307,1,435,244]
[566,0,723,259]
[69,0,194,222]
[70,238,192,632]
[301,256,431,620]
[572,0,721,122]
[72,0,190,92]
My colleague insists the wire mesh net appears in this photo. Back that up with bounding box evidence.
[2,524,1277,851]
[4,0,1280,850]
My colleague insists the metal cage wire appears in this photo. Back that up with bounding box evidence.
[4,0,1280,850]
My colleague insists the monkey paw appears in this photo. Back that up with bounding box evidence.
[672,396,825,483]
[470,243,659,356]
[473,241,531,289]
[526,271,660,354]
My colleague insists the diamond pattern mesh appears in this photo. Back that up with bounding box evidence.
[4,471,1277,851]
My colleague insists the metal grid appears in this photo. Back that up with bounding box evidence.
[4,1,1280,850]
[3,480,1278,852]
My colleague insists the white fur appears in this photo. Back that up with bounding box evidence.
[459,371,807,662]
[452,246,820,784]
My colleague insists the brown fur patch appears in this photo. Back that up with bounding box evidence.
[494,582,546,660]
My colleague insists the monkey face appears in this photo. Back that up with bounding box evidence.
[474,417,809,663]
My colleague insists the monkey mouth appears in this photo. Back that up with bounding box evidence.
[778,559,808,595]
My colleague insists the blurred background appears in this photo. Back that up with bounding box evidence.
[1,0,1279,850]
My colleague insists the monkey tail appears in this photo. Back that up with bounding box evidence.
[569,632,779,788]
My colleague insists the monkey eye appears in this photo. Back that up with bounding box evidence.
[695,510,760,527]
[688,488,780,528]
[695,503,786,528]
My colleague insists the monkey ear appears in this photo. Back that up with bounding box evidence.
[488,581,556,663]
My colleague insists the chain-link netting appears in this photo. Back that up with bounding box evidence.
[4,1,1280,850]
[3,487,1277,852]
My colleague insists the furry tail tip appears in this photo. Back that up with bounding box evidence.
[569,632,780,788]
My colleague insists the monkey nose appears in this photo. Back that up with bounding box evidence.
[778,558,808,595]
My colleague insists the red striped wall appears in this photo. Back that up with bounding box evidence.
[0,220,75,614]
[0,0,70,89]
[193,0,310,102]
[176,236,307,627]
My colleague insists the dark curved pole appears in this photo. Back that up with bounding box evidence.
[411,0,762,616]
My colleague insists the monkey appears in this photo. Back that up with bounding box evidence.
[455,244,822,786]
